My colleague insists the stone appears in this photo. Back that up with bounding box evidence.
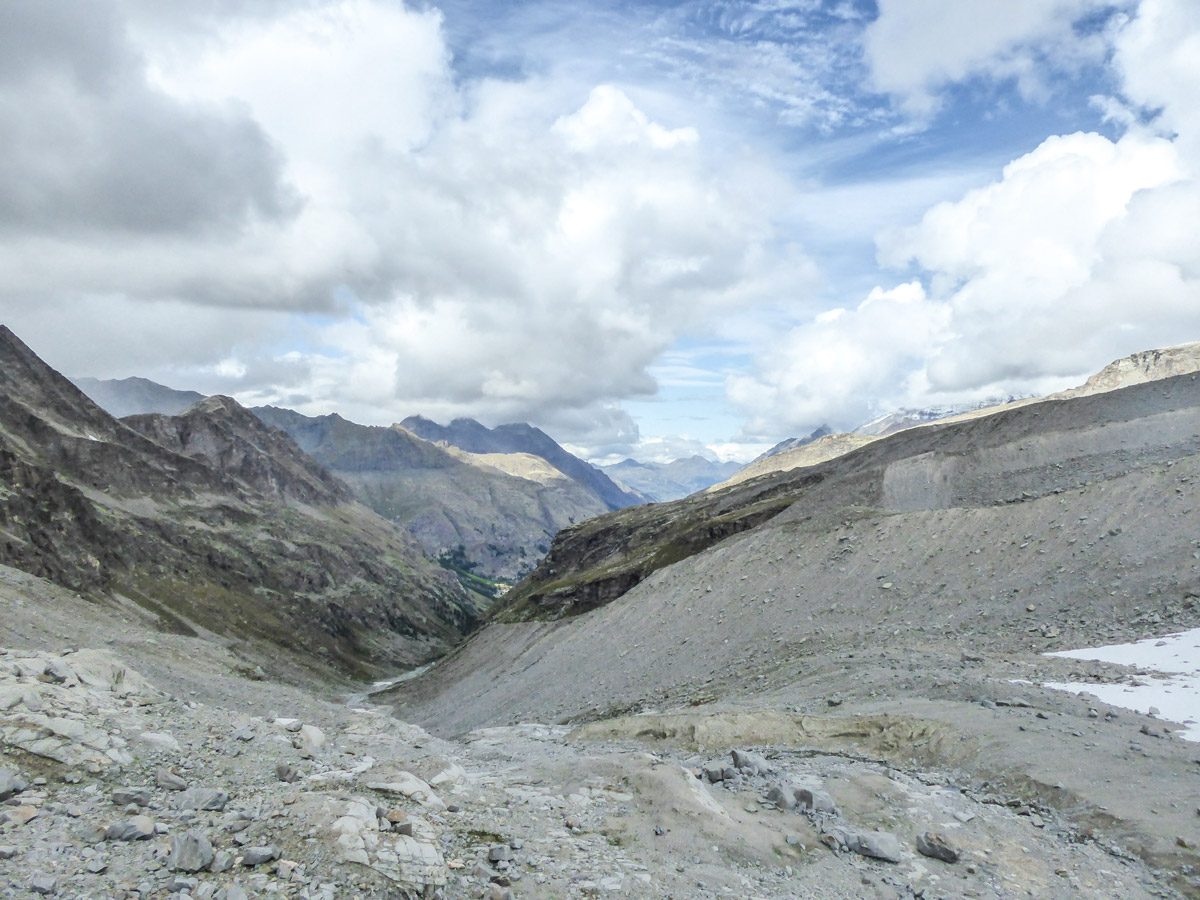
[275,762,299,783]
[0,845,17,859]
[489,843,513,862]
[106,815,156,841]
[112,787,152,807]
[366,773,445,808]
[298,724,326,752]
[240,845,281,866]
[232,728,255,742]
[30,875,57,895]
[795,787,837,815]
[138,731,181,751]
[157,767,189,791]
[225,883,250,900]
[78,823,107,843]
[731,749,770,775]
[916,831,960,863]
[2,806,39,826]
[766,785,795,810]
[211,849,235,873]
[170,830,215,872]
[177,788,229,811]
[0,768,27,801]
[847,831,904,863]
[86,859,108,874]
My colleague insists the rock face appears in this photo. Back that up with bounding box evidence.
[0,326,479,674]
[254,407,630,583]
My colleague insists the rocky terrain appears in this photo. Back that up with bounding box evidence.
[0,327,478,677]
[6,336,1200,899]
[0,564,1185,900]
[73,379,643,586]
[386,362,1200,896]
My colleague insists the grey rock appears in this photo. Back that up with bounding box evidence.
[795,787,837,815]
[0,845,17,860]
[170,831,215,873]
[489,843,512,862]
[0,769,27,802]
[30,875,57,895]
[240,845,281,866]
[847,830,904,863]
[112,787,152,807]
[106,815,156,841]
[157,767,189,791]
[211,849,235,873]
[916,830,960,863]
[275,763,299,783]
[766,784,795,810]
[731,749,770,775]
[232,728,255,742]
[177,788,229,811]
[86,859,108,874]
[223,883,249,900]
[77,822,107,843]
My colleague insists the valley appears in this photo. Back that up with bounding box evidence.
[2,329,1200,899]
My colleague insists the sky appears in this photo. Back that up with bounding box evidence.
[0,0,1197,464]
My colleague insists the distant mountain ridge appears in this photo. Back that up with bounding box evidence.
[254,407,619,582]
[599,455,742,502]
[401,415,641,510]
[70,376,204,418]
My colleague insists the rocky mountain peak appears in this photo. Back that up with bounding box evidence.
[123,396,352,506]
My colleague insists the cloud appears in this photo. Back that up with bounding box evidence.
[0,0,809,448]
[727,282,952,435]
[863,0,1120,117]
[0,0,294,237]
[730,0,1200,439]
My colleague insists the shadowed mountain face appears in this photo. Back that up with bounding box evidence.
[401,415,641,511]
[71,376,204,418]
[0,327,480,676]
[253,407,617,583]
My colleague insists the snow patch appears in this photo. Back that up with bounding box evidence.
[1043,628,1200,741]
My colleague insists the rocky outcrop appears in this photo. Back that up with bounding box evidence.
[124,396,352,507]
[0,326,479,674]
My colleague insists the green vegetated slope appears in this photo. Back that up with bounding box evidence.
[0,326,481,677]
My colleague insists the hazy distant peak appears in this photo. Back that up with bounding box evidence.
[70,374,205,418]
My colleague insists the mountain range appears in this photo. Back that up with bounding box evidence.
[0,326,479,677]
[252,407,629,584]
[598,455,743,502]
